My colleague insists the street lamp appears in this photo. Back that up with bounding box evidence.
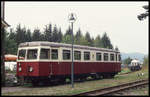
[68,13,77,88]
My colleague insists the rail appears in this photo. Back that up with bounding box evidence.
[71,79,148,96]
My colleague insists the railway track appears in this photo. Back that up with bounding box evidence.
[71,79,149,96]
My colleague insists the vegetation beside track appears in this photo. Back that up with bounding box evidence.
[2,65,148,96]
[125,85,149,95]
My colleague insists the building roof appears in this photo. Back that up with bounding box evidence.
[19,41,120,53]
[1,18,10,28]
[131,59,140,63]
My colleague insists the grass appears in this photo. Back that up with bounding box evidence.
[118,67,131,74]
[2,65,148,96]
[126,85,149,95]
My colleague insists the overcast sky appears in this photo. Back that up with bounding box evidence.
[5,1,149,54]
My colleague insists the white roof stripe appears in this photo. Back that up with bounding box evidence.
[19,41,120,53]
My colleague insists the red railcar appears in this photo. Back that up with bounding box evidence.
[17,41,121,85]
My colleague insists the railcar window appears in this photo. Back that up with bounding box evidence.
[18,49,26,60]
[119,54,121,61]
[51,49,58,60]
[84,52,90,60]
[74,51,81,60]
[116,54,118,61]
[40,49,50,59]
[63,50,70,60]
[110,54,114,61]
[104,53,109,61]
[96,53,101,61]
[27,49,38,59]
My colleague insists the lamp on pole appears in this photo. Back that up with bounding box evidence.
[68,13,77,88]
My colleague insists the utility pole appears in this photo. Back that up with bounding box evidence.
[68,13,77,88]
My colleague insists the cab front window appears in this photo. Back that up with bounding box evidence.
[27,49,38,59]
[18,49,26,60]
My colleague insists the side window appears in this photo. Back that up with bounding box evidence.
[51,49,58,60]
[96,53,101,61]
[74,51,81,60]
[84,52,90,60]
[119,54,121,61]
[27,49,38,59]
[40,48,50,59]
[110,54,114,61]
[116,53,118,61]
[18,49,26,60]
[104,53,108,61]
[63,50,70,60]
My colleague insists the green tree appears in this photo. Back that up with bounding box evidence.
[123,57,132,65]
[4,29,18,55]
[79,36,89,46]
[16,24,26,45]
[85,31,92,46]
[57,28,63,42]
[25,29,32,42]
[143,55,148,65]
[40,34,46,41]
[5,33,17,54]
[62,34,72,44]
[32,28,41,41]
[74,28,82,45]
[8,28,16,40]
[94,35,102,47]
[101,32,113,49]
[52,25,59,42]
[44,23,52,42]
[65,26,72,36]
[62,26,73,44]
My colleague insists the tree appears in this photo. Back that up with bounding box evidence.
[85,31,92,46]
[32,28,41,41]
[39,34,46,41]
[74,28,82,45]
[101,32,113,49]
[8,28,16,40]
[143,55,148,65]
[94,35,102,47]
[15,24,27,45]
[62,26,73,44]
[4,29,18,55]
[138,5,149,21]
[5,34,17,55]
[62,34,72,44]
[123,57,132,65]
[65,26,72,36]
[25,29,32,42]
[79,35,89,46]
[91,37,95,47]
[44,23,52,42]
[52,25,59,42]
[57,28,63,42]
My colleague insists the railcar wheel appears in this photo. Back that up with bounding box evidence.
[32,80,39,86]
[17,76,24,85]
[79,77,87,82]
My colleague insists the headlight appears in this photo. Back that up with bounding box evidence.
[18,63,21,66]
[19,67,22,72]
[29,67,33,72]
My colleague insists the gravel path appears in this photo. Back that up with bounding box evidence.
[2,87,30,94]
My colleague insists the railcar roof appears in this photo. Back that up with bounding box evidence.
[19,41,120,53]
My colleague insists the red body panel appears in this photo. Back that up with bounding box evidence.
[17,61,121,77]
